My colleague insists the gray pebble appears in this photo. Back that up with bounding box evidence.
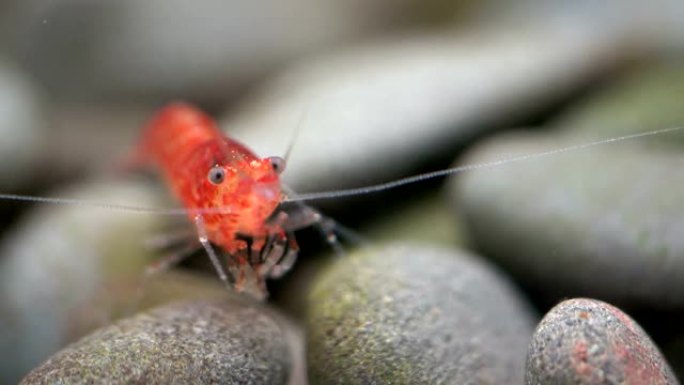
[452,132,684,307]
[21,299,295,385]
[526,298,679,385]
[307,243,536,384]
[222,22,623,194]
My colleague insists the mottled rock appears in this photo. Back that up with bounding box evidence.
[0,59,45,189]
[21,299,296,385]
[452,132,684,307]
[526,298,679,385]
[222,22,623,194]
[307,243,536,384]
[0,178,165,383]
[556,63,684,144]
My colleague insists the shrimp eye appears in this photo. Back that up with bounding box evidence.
[268,156,286,174]
[208,166,226,185]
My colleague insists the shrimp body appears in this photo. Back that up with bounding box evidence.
[136,103,294,296]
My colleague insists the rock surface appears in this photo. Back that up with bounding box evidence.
[526,298,680,385]
[307,243,536,384]
[452,132,684,307]
[21,299,296,385]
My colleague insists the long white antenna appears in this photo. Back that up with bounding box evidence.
[0,193,233,216]
[283,126,684,203]
[283,101,310,164]
[2,126,682,213]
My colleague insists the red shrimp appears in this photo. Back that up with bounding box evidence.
[1,102,681,299]
[133,102,319,299]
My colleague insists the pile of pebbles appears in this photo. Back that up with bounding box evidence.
[1,1,683,383]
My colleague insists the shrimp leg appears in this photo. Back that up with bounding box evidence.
[278,203,346,256]
[268,232,299,279]
[195,215,234,288]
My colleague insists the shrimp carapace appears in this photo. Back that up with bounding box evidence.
[136,102,320,299]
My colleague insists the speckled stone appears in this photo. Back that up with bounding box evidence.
[307,243,536,384]
[21,299,294,385]
[452,132,684,308]
[526,298,679,385]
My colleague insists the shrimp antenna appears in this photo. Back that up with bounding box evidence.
[0,193,234,216]
[283,100,311,163]
[0,193,187,215]
[283,126,684,203]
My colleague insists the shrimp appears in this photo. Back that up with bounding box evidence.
[132,102,324,299]
[1,103,683,300]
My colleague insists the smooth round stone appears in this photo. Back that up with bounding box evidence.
[452,132,684,307]
[526,298,679,385]
[0,59,45,189]
[555,62,684,144]
[307,243,536,384]
[21,299,295,385]
[222,21,623,194]
[0,178,165,383]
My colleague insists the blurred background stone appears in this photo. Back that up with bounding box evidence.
[359,190,465,247]
[307,244,536,384]
[526,298,679,385]
[2,0,472,102]
[452,132,684,308]
[222,22,624,194]
[0,59,46,190]
[21,299,302,385]
[475,0,684,54]
[37,104,150,182]
[555,62,684,144]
